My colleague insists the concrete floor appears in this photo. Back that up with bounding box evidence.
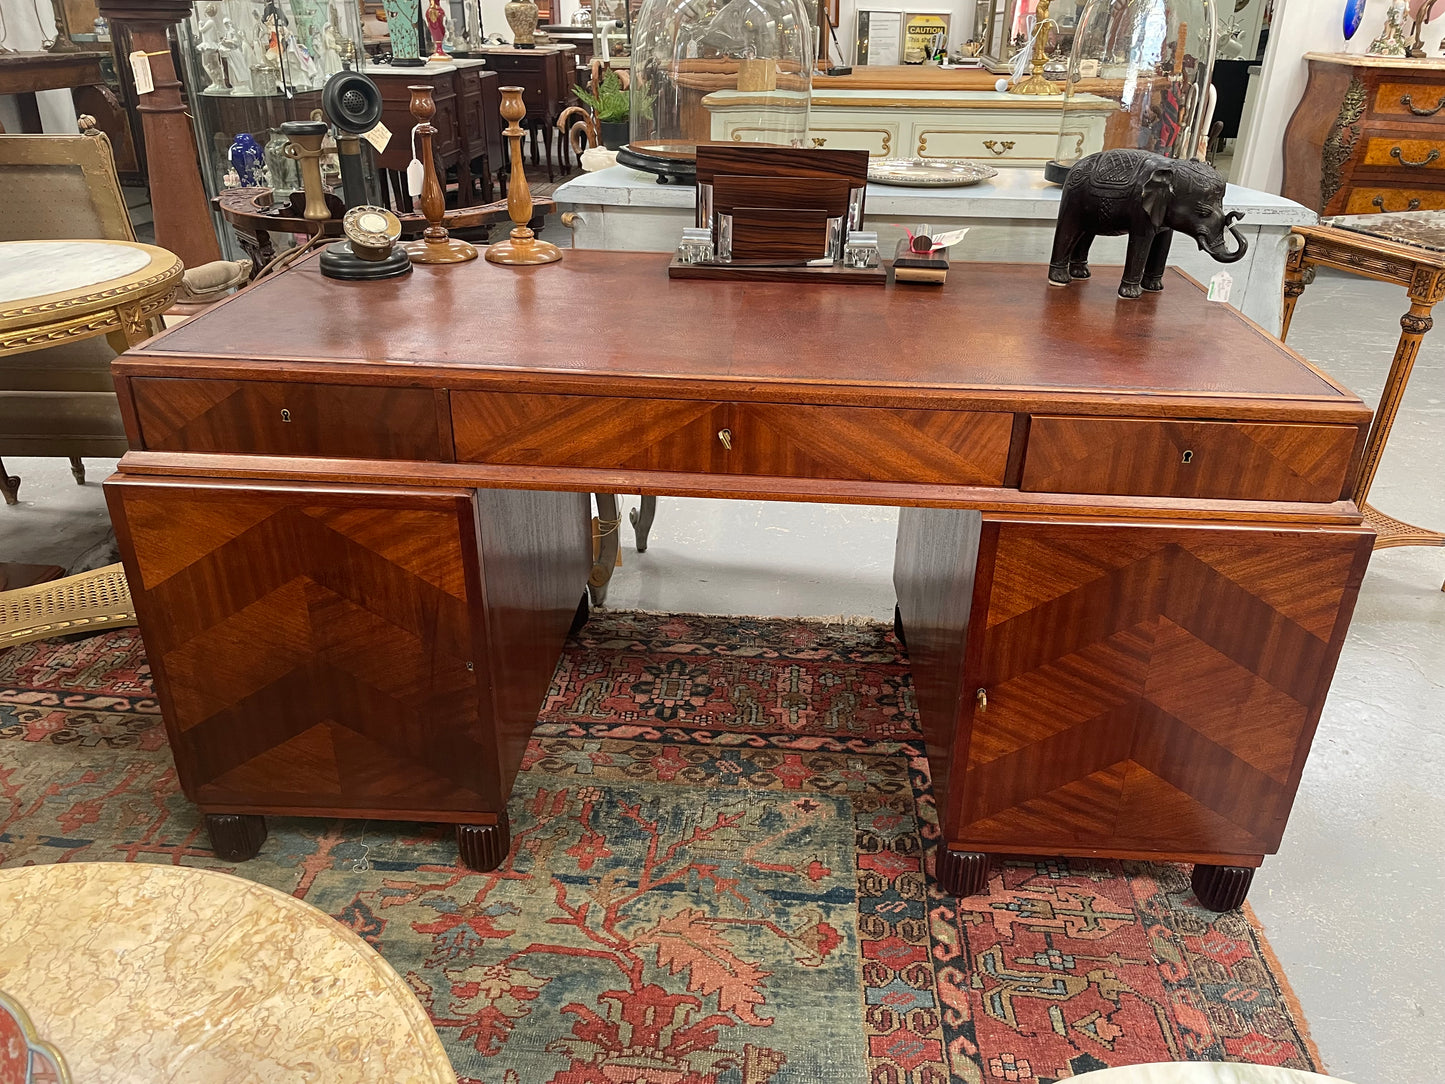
[2,267,1441,1081]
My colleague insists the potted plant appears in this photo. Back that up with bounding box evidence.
[574,68,650,151]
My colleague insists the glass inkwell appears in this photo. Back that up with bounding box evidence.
[618,0,816,184]
[1043,0,1217,183]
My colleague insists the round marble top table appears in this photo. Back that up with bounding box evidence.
[0,863,455,1084]
[0,239,183,358]
[1073,1064,1343,1084]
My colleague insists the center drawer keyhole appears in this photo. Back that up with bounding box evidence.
[280,408,292,422]
[1181,449,1194,464]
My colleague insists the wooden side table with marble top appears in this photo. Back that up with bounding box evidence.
[1282,214,1445,585]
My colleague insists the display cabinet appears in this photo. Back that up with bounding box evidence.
[176,0,367,254]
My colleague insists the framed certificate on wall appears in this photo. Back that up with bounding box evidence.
[854,9,903,66]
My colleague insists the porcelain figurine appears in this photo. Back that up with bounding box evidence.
[1368,0,1410,55]
[219,16,253,92]
[1048,148,1248,299]
[198,4,229,91]
[228,131,266,186]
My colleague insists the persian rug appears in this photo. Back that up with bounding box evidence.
[0,611,1322,1084]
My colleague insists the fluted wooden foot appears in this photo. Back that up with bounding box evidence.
[206,813,268,861]
[1192,863,1255,911]
[937,847,990,896]
[457,817,512,871]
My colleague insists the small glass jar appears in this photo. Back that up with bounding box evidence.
[844,230,879,269]
[677,226,715,263]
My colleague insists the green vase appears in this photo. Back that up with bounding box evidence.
[382,0,424,64]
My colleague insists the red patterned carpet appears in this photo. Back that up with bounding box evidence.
[0,611,1321,1083]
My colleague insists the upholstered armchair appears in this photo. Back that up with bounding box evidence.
[0,123,249,505]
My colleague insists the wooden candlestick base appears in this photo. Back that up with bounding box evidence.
[404,84,479,265]
[486,225,561,265]
[405,235,479,263]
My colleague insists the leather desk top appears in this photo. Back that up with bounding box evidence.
[130,252,1367,422]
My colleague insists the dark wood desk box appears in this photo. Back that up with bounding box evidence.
[107,254,1373,908]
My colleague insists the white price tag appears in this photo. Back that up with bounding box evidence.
[406,158,425,197]
[363,121,391,153]
[1207,270,1234,303]
[129,50,154,95]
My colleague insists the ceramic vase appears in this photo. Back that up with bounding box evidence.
[505,0,539,47]
[228,132,265,186]
[382,0,425,64]
[425,0,449,57]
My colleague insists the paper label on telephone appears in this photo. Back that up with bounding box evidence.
[129,51,154,94]
[363,122,391,153]
[1207,270,1233,303]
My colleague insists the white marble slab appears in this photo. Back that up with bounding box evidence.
[0,242,152,305]
[556,165,1318,225]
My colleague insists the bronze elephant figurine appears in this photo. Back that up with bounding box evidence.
[1047,149,1248,299]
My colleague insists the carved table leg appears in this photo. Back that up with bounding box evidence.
[68,457,86,486]
[936,847,991,897]
[0,458,19,505]
[206,813,268,861]
[457,817,512,871]
[1279,235,1314,343]
[589,493,620,607]
[1191,863,1255,911]
[630,495,657,552]
[1357,286,1442,506]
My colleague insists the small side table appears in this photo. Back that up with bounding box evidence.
[1282,218,1445,588]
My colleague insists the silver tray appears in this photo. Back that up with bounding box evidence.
[866,158,998,187]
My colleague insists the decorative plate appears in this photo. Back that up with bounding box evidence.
[866,158,998,187]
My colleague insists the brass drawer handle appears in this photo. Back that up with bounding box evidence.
[280,408,291,422]
[1401,93,1445,116]
[1390,145,1440,168]
[1372,195,1422,211]
[982,139,1015,156]
[976,688,987,711]
[718,428,732,450]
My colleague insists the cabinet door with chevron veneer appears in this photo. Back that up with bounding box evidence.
[106,478,589,870]
[897,510,1373,908]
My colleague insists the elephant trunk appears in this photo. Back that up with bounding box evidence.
[1198,210,1249,264]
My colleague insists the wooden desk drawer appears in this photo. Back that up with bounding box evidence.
[1361,135,1445,172]
[1343,186,1445,214]
[131,378,446,460]
[453,392,1011,484]
[452,391,728,472]
[1373,81,1445,123]
[1020,416,1357,502]
[727,403,1011,484]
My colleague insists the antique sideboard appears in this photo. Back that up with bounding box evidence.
[1283,52,1445,216]
[105,253,1374,909]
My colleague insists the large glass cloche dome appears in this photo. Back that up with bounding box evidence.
[1044,0,1217,183]
[618,0,815,183]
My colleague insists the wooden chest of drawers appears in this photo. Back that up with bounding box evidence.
[1284,52,1445,215]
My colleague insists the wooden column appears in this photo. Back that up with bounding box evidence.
[96,0,221,269]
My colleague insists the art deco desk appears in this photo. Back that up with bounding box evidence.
[105,253,1374,910]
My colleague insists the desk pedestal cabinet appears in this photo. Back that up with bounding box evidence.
[106,254,1373,908]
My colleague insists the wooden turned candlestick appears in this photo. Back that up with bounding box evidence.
[402,85,478,264]
[485,86,562,266]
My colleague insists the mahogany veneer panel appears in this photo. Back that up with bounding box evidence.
[1021,416,1361,502]
[729,404,1011,484]
[131,378,446,461]
[453,392,728,472]
[946,519,1373,858]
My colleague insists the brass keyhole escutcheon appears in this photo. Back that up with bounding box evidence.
[976,688,988,711]
[280,408,292,422]
[718,428,732,450]
[1181,449,1194,464]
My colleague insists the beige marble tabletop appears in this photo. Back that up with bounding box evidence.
[0,863,455,1084]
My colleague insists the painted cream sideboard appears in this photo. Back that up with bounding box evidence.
[555,166,1317,335]
[704,89,1115,166]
